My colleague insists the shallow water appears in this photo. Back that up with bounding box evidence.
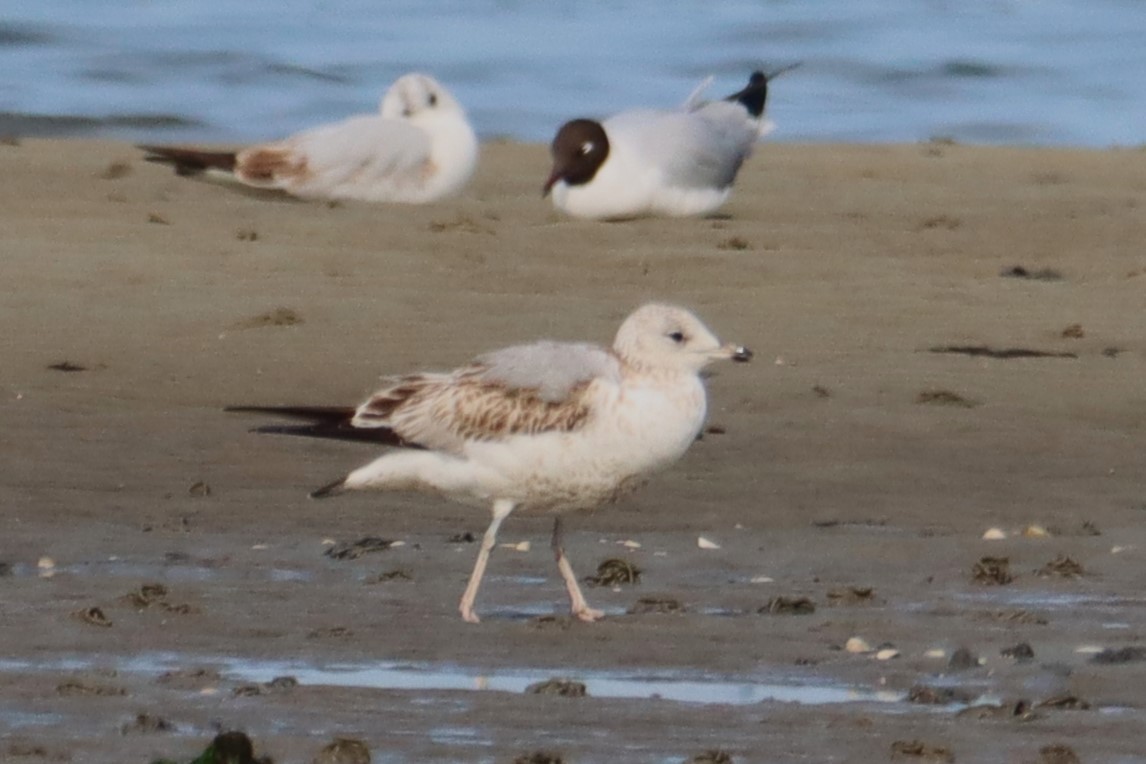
[2,0,1144,146]
[0,653,905,707]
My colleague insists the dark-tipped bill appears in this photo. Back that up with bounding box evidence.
[310,478,347,499]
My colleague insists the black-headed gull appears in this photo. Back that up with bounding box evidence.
[229,304,752,623]
[141,73,478,203]
[544,68,793,220]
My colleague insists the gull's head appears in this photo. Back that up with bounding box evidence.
[543,119,609,196]
[613,303,752,373]
[380,73,464,121]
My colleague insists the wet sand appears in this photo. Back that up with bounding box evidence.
[2,138,1145,762]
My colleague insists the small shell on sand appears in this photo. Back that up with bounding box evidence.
[875,648,900,661]
[982,528,1006,540]
[846,637,873,654]
[697,537,721,550]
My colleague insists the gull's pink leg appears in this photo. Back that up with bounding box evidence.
[551,516,604,622]
[459,499,515,624]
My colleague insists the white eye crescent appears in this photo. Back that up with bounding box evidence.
[580,141,594,155]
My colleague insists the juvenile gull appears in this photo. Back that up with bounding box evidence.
[141,72,478,203]
[229,304,751,623]
[544,67,796,220]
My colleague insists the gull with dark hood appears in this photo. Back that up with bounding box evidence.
[545,66,796,220]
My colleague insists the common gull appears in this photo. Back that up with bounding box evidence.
[229,303,751,623]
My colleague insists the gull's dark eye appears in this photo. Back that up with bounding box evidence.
[669,331,685,343]
[580,141,594,155]
[428,93,438,106]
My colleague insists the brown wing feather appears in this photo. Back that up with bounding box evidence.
[353,370,595,454]
[235,145,310,185]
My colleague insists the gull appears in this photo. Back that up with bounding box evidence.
[544,66,796,220]
[141,72,478,203]
[228,304,752,623]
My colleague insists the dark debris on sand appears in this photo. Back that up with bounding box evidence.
[1037,554,1085,578]
[72,606,113,627]
[758,596,816,615]
[584,557,641,587]
[946,646,980,671]
[121,713,176,735]
[46,360,87,372]
[890,739,955,762]
[525,678,587,697]
[149,730,271,764]
[907,685,977,705]
[972,556,1013,585]
[56,679,126,697]
[690,751,735,763]
[956,699,1037,721]
[233,675,298,697]
[1000,265,1064,281]
[312,737,371,764]
[1038,743,1081,764]
[628,596,685,615]
[930,345,1077,360]
[825,586,876,606]
[1036,694,1092,711]
[513,753,564,764]
[324,537,396,560]
[364,568,413,584]
[915,389,978,408]
[1001,642,1036,662]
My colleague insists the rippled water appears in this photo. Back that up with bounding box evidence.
[1,0,1144,146]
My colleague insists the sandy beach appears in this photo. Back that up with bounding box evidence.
[2,137,1145,762]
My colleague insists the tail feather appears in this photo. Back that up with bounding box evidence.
[140,145,238,176]
[226,405,422,448]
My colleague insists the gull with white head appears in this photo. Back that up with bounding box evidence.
[229,304,752,623]
[141,72,478,203]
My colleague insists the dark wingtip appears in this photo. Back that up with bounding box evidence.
[767,62,802,80]
[137,145,237,175]
[726,72,769,118]
[310,479,346,499]
[732,346,754,363]
[726,64,800,118]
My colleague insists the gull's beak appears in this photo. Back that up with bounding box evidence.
[542,167,563,197]
[717,343,753,363]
